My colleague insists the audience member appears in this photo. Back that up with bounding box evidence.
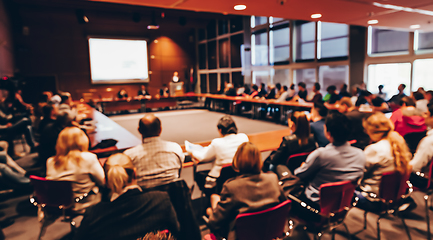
[339,83,351,98]
[414,91,429,114]
[390,96,426,137]
[189,115,248,194]
[138,85,151,98]
[265,84,276,99]
[324,85,340,104]
[286,83,296,101]
[263,111,316,172]
[46,127,105,211]
[309,82,323,104]
[247,84,259,98]
[388,83,406,105]
[38,103,57,134]
[274,83,282,99]
[377,85,387,100]
[0,141,30,190]
[74,153,179,240]
[425,90,433,105]
[310,102,329,147]
[59,92,73,111]
[117,89,129,99]
[223,83,237,97]
[410,110,433,174]
[207,142,286,240]
[275,85,289,102]
[297,82,307,101]
[258,83,267,98]
[124,114,184,189]
[356,112,411,212]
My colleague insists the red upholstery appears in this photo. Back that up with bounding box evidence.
[30,175,73,208]
[286,151,311,173]
[234,200,291,240]
[379,171,409,204]
[319,180,357,217]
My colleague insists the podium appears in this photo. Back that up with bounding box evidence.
[169,82,184,96]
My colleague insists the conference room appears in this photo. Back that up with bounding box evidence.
[1,0,433,239]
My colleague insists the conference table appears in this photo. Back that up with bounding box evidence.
[96,96,179,113]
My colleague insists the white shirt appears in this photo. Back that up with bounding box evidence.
[416,99,429,113]
[410,129,433,173]
[275,91,289,102]
[193,133,249,178]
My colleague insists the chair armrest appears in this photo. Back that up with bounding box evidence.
[287,194,320,215]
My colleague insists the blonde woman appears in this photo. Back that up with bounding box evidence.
[208,142,286,240]
[75,153,179,240]
[356,112,412,211]
[46,127,105,211]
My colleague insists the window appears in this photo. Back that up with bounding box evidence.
[415,31,433,51]
[221,73,230,91]
[251,16,267,28]
[207,20,217,39]
[231,16,244,33]
[412,59,433,91]
[252,70,269,86]
[293,68,316,94]
[270,23,290,65]
[232,72,244,88]
[367,63,411,99]
[198,29,206,41]
[318,22,348,59]
[200,74,207,93]
[294,21,316,61]
[369,27,409,55]
[270,17,284,24]
[207,41,217,69]
[219,38,229,68]
[271,69,290,86]
[230,34,243,68]
[209,73,218,93]
[218,19,229,35]
[198,44,206,69]
[318,65,348,96]
[251,30,268,66]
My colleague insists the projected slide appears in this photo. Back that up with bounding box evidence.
[88,38,149,84]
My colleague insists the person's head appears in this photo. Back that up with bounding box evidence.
[290,83,295,90]
[275,83,281,90]
[139,231,176,240]
[313,102,328,118]
[298,82,306,91]
[55,109,76,128]
[232,142,262,175]
[289,111,310,145]
[413,91,424,101]
[313,82,321,92]
[260,83,265,89]
[217,115,237,136]
[399,96,416,107]
[42,104,57,119]
[138,114,162,139]
[325,111,351,145]
[54,127,89,168]
[104,153,136,194]
[252,84,258,91]
[338,97,353,113]
[141,85,146,90]
[428,103,433,117]
[60,92,72,105]
[363,112,410,174]
[340,83,348,92]
[326,85,337,94]
[398,84,406,93]
[426,90,433,101]
[378,85,384,91]
[282,85,288,92]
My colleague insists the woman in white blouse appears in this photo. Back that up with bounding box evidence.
[189,115,248,195]
[46,127,105,211]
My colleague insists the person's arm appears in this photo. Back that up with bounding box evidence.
[265,136,292,166]
[208,184,238,237]
[294,149,321,180]
[192,141,217,163]
[410,138,433,172]
[363,143,384,175]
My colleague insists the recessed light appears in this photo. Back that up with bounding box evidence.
[154,39,158,43]
[410,24,421,29]
[311,13,322,19]
[234,5,247,11]
[368,19,379,24]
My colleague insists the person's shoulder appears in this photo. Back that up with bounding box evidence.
[161,140,182,150]
[81,151,97,160]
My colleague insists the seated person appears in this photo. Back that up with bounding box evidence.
[117,89,129,99]
[339,83,351,98]
[324,85,340,104]
[297,82,307,102]
[207,142,286,240]
[258,83,267,98]
[223,83,237,97]
[245,84,258,98]
[310,102,329,147]
[308,82,323,104]
[265,84,276,99]
[263,111,316,172]
[0,141,30,189]
[58,92,74,111]
[388,83,407,105]
[284,111,365,220]
[38,103,57,135]
[275,85,289,102]
[46,127,105,211]
[138,85,151,97]
[414,91,429,114]
[356,112,411,212]
[188,115,248,195]
[74,153,179,240]
[410,105,433,175]
[124,114,184,189]
[390,96,426,137]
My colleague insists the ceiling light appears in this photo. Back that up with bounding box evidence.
[311,13,322,19]
[234,5,247,11]
[368,19,379,24]
[373,2,433,16]
[410,24,421,29]
[147,11,159,30]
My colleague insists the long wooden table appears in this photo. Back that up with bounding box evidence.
[97,97,178,113]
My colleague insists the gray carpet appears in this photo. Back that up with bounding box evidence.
[109,109,288,144]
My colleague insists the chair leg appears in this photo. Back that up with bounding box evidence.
[343,223,352,240]
[331,228,335,240]
[353,210,368,235]
[426,195,432,240]
[399,214,412,240]
[38,218,49,240]
[377,215,382,240]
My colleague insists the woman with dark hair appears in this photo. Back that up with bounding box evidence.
[188,115,248,193]
[263,111,316,172]
[207,142,286,239]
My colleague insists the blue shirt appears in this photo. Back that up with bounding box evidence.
[294,142,365,202]
[310,119,329,148]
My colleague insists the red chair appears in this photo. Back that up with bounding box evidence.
[29,175,88,240]
[204,200,292,240]
[288,180,357,240]
[286,151,311,173]
[354,171,413,240]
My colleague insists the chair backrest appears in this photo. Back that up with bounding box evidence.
[379,171,409,203]
[235,200,291,240]
[216,164,238,194]
[427,160,433,189]
[286,152,311,173]
[29,175,73,208]
[319,180,356,216]
[404,131,426,154]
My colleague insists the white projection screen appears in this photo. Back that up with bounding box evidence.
[88,38,149,84]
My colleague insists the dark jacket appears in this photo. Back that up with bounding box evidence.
[74,189,180,240]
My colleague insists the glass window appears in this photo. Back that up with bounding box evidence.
[270,24,290,64]
[293,68,316,94]
[219,38,229,68]
[200,74,207,93]
[318,22,348,59]
[221,73,230,91]
[413,59,433,91]
[231,34,243,68]
[207,41,217,69]
[416,31,433,51]
[318,65,349,96]
[251,16,267,28]
[294,21,315,61]
[232,72,244,88]
[207,20,216,39]
[198,29,206,41]
[251,30,268,66]
[367,63,411,99]
[218,19,229,35]
[252,70,269,86]
[270,17,285,24]
[271,69,290,86]
[198,44,206,69]
[369,27,409,54]
[230,16,244,33]
[209,73,218,93]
